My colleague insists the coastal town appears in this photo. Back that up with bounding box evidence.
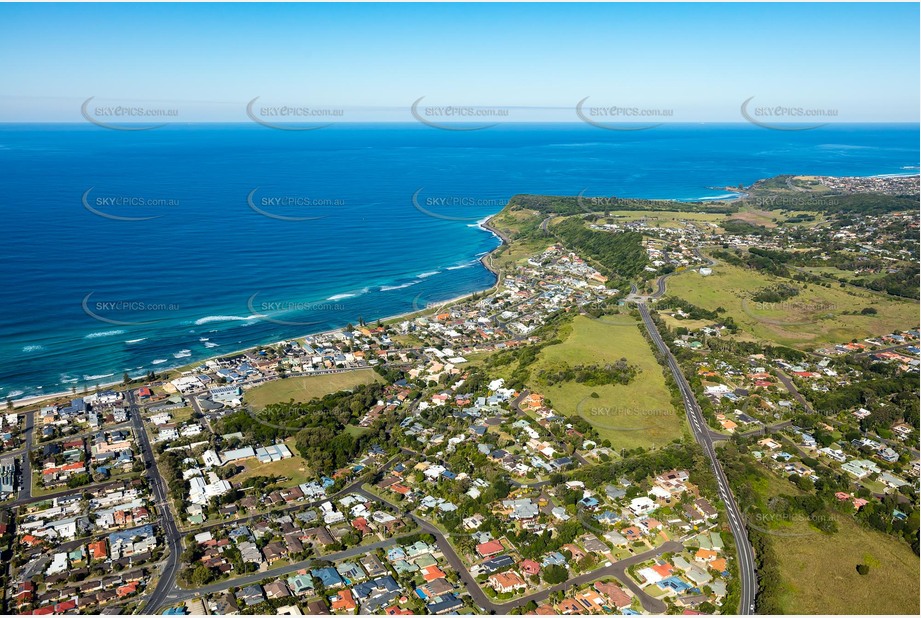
[1,175,918,616]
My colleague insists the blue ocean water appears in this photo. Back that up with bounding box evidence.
[0,123,917,399]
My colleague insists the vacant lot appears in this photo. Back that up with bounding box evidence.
[234,439,311,486]
[659,314,717,332]
[664,259,916,349]
[726,207,827,230]
[748,463,919,614]
[159,406,194,424]
[799,265,888,282]
[529,314,684,450]
[244,369,382,411]
[604,210,726,226]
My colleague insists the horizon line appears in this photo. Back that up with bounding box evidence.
[2,121,919,126]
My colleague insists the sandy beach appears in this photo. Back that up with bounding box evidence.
[9,215,508,410]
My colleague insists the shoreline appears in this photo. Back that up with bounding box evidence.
[7,215,509,410]
[7,164,915,409]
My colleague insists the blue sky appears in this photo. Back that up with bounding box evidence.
[0,2,918,122]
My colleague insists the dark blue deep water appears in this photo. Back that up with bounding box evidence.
[0,123,917,398]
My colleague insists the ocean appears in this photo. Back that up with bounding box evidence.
[0,123,917,400]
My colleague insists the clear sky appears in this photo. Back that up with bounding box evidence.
[1,2,918,122]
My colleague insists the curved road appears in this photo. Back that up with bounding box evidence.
[356,487,680,614]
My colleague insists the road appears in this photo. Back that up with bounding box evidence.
[160,532,416,607]
[18,410,35,501]
[708,420,793,443]
[175,454,399,538]
[624,247,715,304]
[11,477,131,508]
[774,368,921,461]
[651,248,716,301]
[774,369,817,415]
[9,410,137,507]
[163,473,690,614]
[358,486,683,614]
[146,455,401,612]
[508,389,590,467]
[854,342,915,358]
[127,389,183,614]
[637,302,757,614]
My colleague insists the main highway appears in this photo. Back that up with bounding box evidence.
[636,301,757,614]
[127,389,184,614]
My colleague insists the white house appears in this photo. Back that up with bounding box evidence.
[629,496,658,516]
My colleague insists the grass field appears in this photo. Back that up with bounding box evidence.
[489,208,552,270]
[234,439,311,486]
[613,210,725,226]
[344,424,371,437]
[799,265,888,282]
[659,314,718,332]
[244,369,382,410]
[727,208,827,230]
[746,461,920,614]
[159,406,194,424]
[529,314,685,450]
[664,258,917,349]
[726,209,779,228]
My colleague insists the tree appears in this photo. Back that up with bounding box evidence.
[67,473,92,489]
[190,564,214,586]
[856,564,870,575]
[698,602,717,613]
[542,564,568,585]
